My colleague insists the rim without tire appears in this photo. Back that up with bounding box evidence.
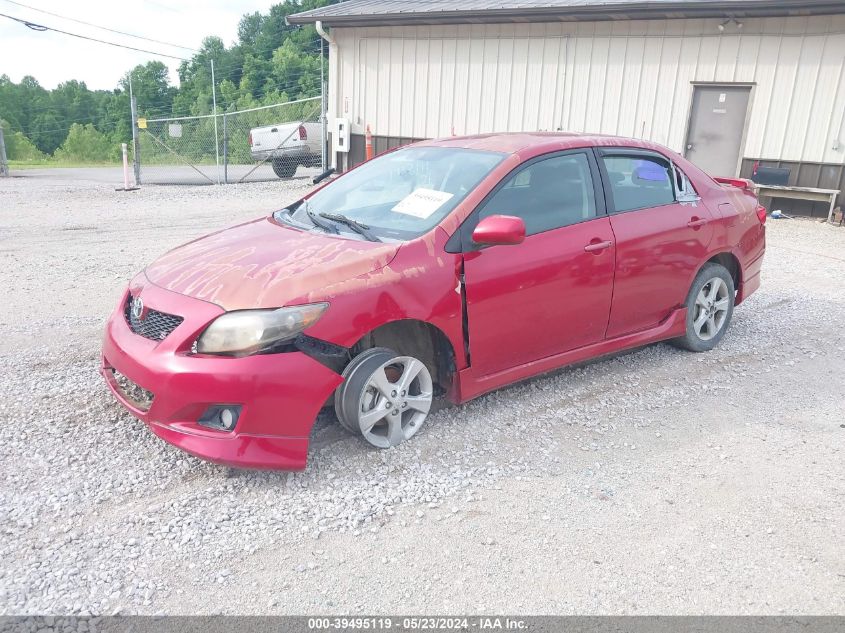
[693,277,730,341]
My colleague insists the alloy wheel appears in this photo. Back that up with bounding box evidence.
[355,356,433,448]
[693,277,730,341]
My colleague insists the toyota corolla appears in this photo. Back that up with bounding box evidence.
[101,133,766,470]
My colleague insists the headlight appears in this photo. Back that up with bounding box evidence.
[196,303,328,356]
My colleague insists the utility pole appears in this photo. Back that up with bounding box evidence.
[129,74,141,186]
[0,126,8,177]
[211,59,221,185]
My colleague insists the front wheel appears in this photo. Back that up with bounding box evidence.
[671,263,735,352]
[334,347,434,449]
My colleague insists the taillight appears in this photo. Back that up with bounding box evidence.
[298,125,307,141]
[756,204,767,225]
[248,132,253,146]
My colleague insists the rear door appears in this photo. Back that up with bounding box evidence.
[598,149,714,339]
[461,150,615,376]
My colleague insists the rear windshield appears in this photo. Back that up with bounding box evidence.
[289,147,505,240]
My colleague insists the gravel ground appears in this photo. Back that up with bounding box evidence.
[0,172,843,616]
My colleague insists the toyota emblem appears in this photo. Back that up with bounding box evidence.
[131,296,144,320]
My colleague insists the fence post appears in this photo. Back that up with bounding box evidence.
[0,126,8,177]
[121,143,130,190]
[130,95,141,186]
[222,112,228,185]
[211,59,221,185]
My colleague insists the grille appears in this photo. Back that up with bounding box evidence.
[124,296,184,342]
[111,369,154,411]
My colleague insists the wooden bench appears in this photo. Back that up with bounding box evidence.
[752,184,841,224]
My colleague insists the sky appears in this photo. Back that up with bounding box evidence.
[0,0,273,90]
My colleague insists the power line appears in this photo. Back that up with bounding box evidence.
[0,12,189,60]
[0,0,199,52]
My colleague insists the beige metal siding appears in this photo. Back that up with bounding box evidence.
[330,16,845,165]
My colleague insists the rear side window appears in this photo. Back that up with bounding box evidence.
[479,153,597,236]
[674,164,698,198]
[602,155,674,212]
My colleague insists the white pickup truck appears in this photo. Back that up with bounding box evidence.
[249,121,322,178]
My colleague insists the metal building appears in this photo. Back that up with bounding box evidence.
[289,0,845,216]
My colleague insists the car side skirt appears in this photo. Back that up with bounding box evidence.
[457,306,688,402]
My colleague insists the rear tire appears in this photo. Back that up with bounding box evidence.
[671,263,735,352]
[272,158,297,179]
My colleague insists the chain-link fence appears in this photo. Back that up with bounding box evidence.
[137,97,324,185]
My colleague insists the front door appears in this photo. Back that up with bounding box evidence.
[461,151,616,376]
[685,85,751,178]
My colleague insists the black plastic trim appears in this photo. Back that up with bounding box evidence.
[294,335,350,373]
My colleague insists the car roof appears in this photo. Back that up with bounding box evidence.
[416,132,679,157]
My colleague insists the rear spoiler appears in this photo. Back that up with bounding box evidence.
[714,176,754,190]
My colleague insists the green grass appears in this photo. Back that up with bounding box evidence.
[8,160,120,169]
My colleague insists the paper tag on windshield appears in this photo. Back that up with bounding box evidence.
[391,188,454,219]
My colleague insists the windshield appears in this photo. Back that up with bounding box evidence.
[288,147,505,240]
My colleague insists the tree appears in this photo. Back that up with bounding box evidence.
[121,61,175,117]
[53,123,116,163]
[6,131,46,161]
[270,39,322,99]
[237,12,264,48]
[0,0,343,162]
[0,118,45,161]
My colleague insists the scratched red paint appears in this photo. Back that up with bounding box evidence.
[145,217,401,311]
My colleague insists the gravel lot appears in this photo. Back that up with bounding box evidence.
[0,171,843,616]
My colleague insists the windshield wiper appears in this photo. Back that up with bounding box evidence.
[319,213,382,242]
[305,208,339,234]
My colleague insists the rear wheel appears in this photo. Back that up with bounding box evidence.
[334,347,434,448]
[672,263,735,352]
[271,158,297,179]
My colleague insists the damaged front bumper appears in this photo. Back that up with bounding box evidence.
[101,282,344,470]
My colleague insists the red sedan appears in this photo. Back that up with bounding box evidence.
[101,133,766,470]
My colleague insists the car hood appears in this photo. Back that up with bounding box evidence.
[143,217,401,310]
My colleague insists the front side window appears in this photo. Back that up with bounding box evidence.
[602,154,675,212]
[478,153,597,236]
[286,147,505,240]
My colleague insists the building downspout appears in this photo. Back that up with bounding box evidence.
[315,21,340,171]
[315,20,334,46]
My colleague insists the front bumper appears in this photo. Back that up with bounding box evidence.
[101,280,343,470]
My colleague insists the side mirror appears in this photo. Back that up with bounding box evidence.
[471,215,526,247]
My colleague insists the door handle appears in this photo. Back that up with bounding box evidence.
[687,217,708,228]
[584,240,613,253]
